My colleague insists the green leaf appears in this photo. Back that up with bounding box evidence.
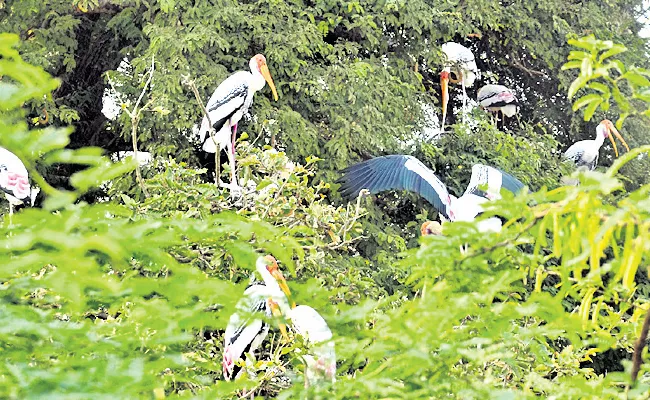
[572,94,602,111]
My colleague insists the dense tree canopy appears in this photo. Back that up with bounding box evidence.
[1,0,650,398]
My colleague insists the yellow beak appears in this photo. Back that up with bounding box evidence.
[260,63,279,101]
[607,124,629,158]
[440,73,449,129]
[271,269,296,308]
[267,298,289,341]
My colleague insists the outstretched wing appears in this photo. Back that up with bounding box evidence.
[464,164,525,200]
[336,155,453,219]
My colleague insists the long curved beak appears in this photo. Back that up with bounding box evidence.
[260,63,279,101]
[608,125,629,157]
[268,299,289,341]
[440,73,449,129]
[271,269,296,308]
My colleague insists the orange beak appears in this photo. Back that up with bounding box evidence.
[604,121,629,158]
[260,62,279,101]
[440,71,450,130]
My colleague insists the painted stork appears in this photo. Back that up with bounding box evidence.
[0,146,39,216]
[222,255,293,381]
[477,84,519,126]
[287,305,336,387]
[563,119,630,170]
[198,54,279,192]
[440,42,478,130]
[337,155,524,232]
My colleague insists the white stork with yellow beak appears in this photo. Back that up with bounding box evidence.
[198,54,279,192]
[0,146,40,216]
[440,42,478,130]
[222,255,293,381]
[563,120,630,170]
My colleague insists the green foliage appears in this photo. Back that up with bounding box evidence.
[563,35,650,129]
[2,1,650,399]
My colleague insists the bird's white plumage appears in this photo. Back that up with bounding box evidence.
[465,164,504,200]
[477,84,519,117]
[288,305,336,386]
[441,42,478,87]
[0,146,38,207]
[563,123,607,170]
[222,257,291,381]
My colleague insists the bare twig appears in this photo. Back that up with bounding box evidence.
[183,76,220,185]
[631,304,650,386]
[510,53,546,78]
[124,55,155,198]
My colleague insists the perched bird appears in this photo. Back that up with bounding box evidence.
[477,84,519,125]
[0,146,40,216]
[222,255,293,381]
[287,305,336,387]
[563,119,630,171]
[337,155,524,232]
[440,42,478,130]
[198,54,279,192]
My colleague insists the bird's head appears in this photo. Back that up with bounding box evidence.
[250,54,279,101]
[598,119,630,157]
[421,220,443,236]
[262,255,295,308]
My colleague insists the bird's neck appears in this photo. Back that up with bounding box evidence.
[594,133,605,147]
[249,68,266,92]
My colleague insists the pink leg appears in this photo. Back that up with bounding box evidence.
[231,123,238,155]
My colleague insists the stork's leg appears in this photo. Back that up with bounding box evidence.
[461,76,467,124]
[8,203,13,226]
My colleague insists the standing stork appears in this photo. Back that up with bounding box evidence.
[337,156,524,232]
[563,119,629,171]
[477,84,519,127]
[222,255,294,381]
[198,54,279,193]
[287,305,336,387]
[0,146,39,217]
[440,42,478,130]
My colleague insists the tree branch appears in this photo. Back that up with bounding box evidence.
[183,76,220,185]
[631,304,650,386]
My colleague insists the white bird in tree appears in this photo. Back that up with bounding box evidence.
[337,155,525,232]
[198,54,279,193]
[0,146,40,217]
[286,305,336,387]
[563,119,630,171]
[440,42,478,130]
[477,84,519,126]
[222,255,294,381]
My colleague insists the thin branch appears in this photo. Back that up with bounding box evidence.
[631,305,650,386]
[510,53,546,78]
[183,76,220,185]
[126,55,155,198]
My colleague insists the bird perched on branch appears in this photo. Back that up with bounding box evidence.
[198,54,279,193]
[222,255,293,381]
[563,119,630,171]
[0,146,40,216]
[440,42,478,130]
[337,155,525,232]
[477,84,519,126]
